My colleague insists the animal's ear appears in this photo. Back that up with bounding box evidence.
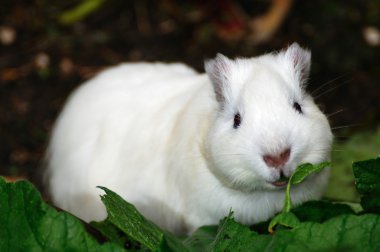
[284,42,311,85]
[205,53,233,106]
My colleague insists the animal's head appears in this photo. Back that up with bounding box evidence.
[205,43,333,192]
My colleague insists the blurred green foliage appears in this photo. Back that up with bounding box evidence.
[326,126,380,202]
[59,0,106,25]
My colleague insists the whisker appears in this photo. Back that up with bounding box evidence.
[311,75,348,96]
[294,146,344,153]
[327,109,345,118]
[295,151,332,155]
[314,79,352,99]
[331,124,361,131]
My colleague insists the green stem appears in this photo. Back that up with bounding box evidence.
[284,181,292,213]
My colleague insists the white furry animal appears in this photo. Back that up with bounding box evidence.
[46,43,332,235]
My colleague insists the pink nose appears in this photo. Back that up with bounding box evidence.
[263,148,291,168]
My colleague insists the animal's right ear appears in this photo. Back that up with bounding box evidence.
[205,54,233,106]
[284,42,311,86]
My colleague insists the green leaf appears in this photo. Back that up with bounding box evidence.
[254,201,356,235]
[284,162,331,212]
[353,157,380,213]
[269,162,331,232]
[98,186,163,250]
[267,214,380,252]
[91,219,142,250]
[290,162,331,185]
[353,157,380,194]
[291,201,355,223]
[98,186,188,252]
[360,195,380,213]
[0,177,123,252]
[268,212,300,233]
[210,211,380,252]
[157,231,189,252]
[182,225,218,251]
[210,213,271,251]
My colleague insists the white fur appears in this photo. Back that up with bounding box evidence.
[46,43,333,235]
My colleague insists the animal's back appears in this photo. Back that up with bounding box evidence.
[46,62,212,224]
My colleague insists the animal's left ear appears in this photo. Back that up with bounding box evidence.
[284,42,311,85]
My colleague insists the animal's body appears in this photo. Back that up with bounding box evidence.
[46,43,332,235]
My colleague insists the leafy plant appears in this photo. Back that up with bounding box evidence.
[1,158,380,251]
[0,177,123,251]
[353,158,380,213]
[268,162,330,233]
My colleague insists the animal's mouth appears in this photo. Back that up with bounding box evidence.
[270,174,289,187]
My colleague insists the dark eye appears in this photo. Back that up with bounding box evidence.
[233,113,241,129]
[293,102,303,114]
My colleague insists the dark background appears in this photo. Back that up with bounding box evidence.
[0,0,379,186]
